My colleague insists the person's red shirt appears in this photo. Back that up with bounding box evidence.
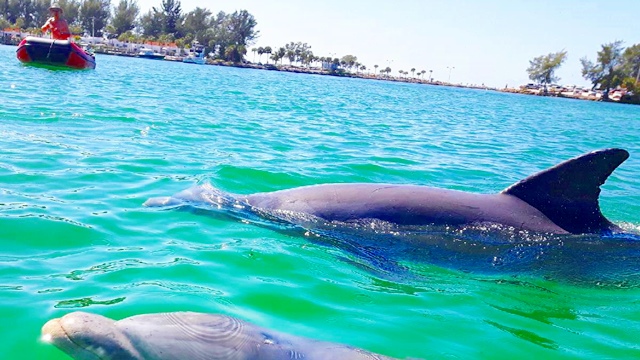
[41,14,70,40]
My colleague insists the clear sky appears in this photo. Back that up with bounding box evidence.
[136,0,640,88]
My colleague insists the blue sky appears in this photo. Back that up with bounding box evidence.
[136,0,640,87]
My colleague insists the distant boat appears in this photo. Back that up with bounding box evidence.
[16,36,96,69]
[183,41,206,65]
[164,55,184,62]
[137,48,165,60]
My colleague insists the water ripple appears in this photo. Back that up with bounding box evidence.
[54,296,126,308]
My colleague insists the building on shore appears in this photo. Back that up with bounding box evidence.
[1,28,180,55]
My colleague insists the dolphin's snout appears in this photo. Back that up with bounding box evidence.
[41,312,141,360]
[41,317,65,344]
[41,315,101,360]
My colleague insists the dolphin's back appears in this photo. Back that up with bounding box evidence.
[121,312,393,360]
[245,184,568,233]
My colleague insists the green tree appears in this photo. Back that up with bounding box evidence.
[276,46,285,64]
[225,9,258,47]
[263,45,271,64]
[223,43,245,62]
[1,0,9,21]
[0,16,10,29]
[269,49,280,64]
[340,54,357,71]
[79,0,110,37]
[526,50,567,94]
[13,16,24,29]
[4,0,20,24]
[110,0,138,36]
[7,0,49,28]
[581,41,625,99]
[622,43,640,85]
[57,0,81,26]
[32,0,51,28]
[182,6,210,43]
[153,0,181,36]
[138,8,162,37]
[285,48,295,64]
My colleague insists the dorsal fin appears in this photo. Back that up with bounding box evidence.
[502,148,628,234]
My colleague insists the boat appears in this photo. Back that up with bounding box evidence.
[16,36,96,69]
[183,41,206,65]
[137,48,165,60]
[164,55,184,62]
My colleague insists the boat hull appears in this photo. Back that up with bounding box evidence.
[138,54,165,60]
[183,57,206,65]
[16,37,96,69]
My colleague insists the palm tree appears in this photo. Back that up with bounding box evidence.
[360,64,366,74]
[264,46,272,64]
[411,68,416,78]
[270,52,280,64]
[374,64,378,75]
[251,48,258,62]
[257,46,264,63]
[429,69,433,82]
[277,47,286,65]
[285,49,295,65]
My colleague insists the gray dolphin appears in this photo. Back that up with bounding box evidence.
[42,311,395,360]
[145,149,629,235]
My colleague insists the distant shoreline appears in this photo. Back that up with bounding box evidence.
[3,41,636,105]
[110,51,640,106]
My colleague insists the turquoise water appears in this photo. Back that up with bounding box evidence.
[1,43,640,359]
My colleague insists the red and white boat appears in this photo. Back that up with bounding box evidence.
[16,36,96,69]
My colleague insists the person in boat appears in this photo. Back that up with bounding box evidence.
[41,3,71,40]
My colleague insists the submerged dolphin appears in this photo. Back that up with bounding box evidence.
[42,311,395,360]
[145,149,630,235]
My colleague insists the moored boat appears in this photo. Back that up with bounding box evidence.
[16,36,96,69]
[183,41,206,65]
[137,47,165,60]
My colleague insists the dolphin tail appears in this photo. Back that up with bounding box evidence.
[502,148,629,234]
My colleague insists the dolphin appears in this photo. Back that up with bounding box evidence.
[41,311,395,360]
[144,148,630,235]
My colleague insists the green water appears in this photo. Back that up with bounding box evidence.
[1,44,640,359]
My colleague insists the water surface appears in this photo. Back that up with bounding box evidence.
[1,44,640,359]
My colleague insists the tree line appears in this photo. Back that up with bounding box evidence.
[250,42,362,70]
[0,0,259,62]
[527,41,640,100]
[251,42,432,80]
